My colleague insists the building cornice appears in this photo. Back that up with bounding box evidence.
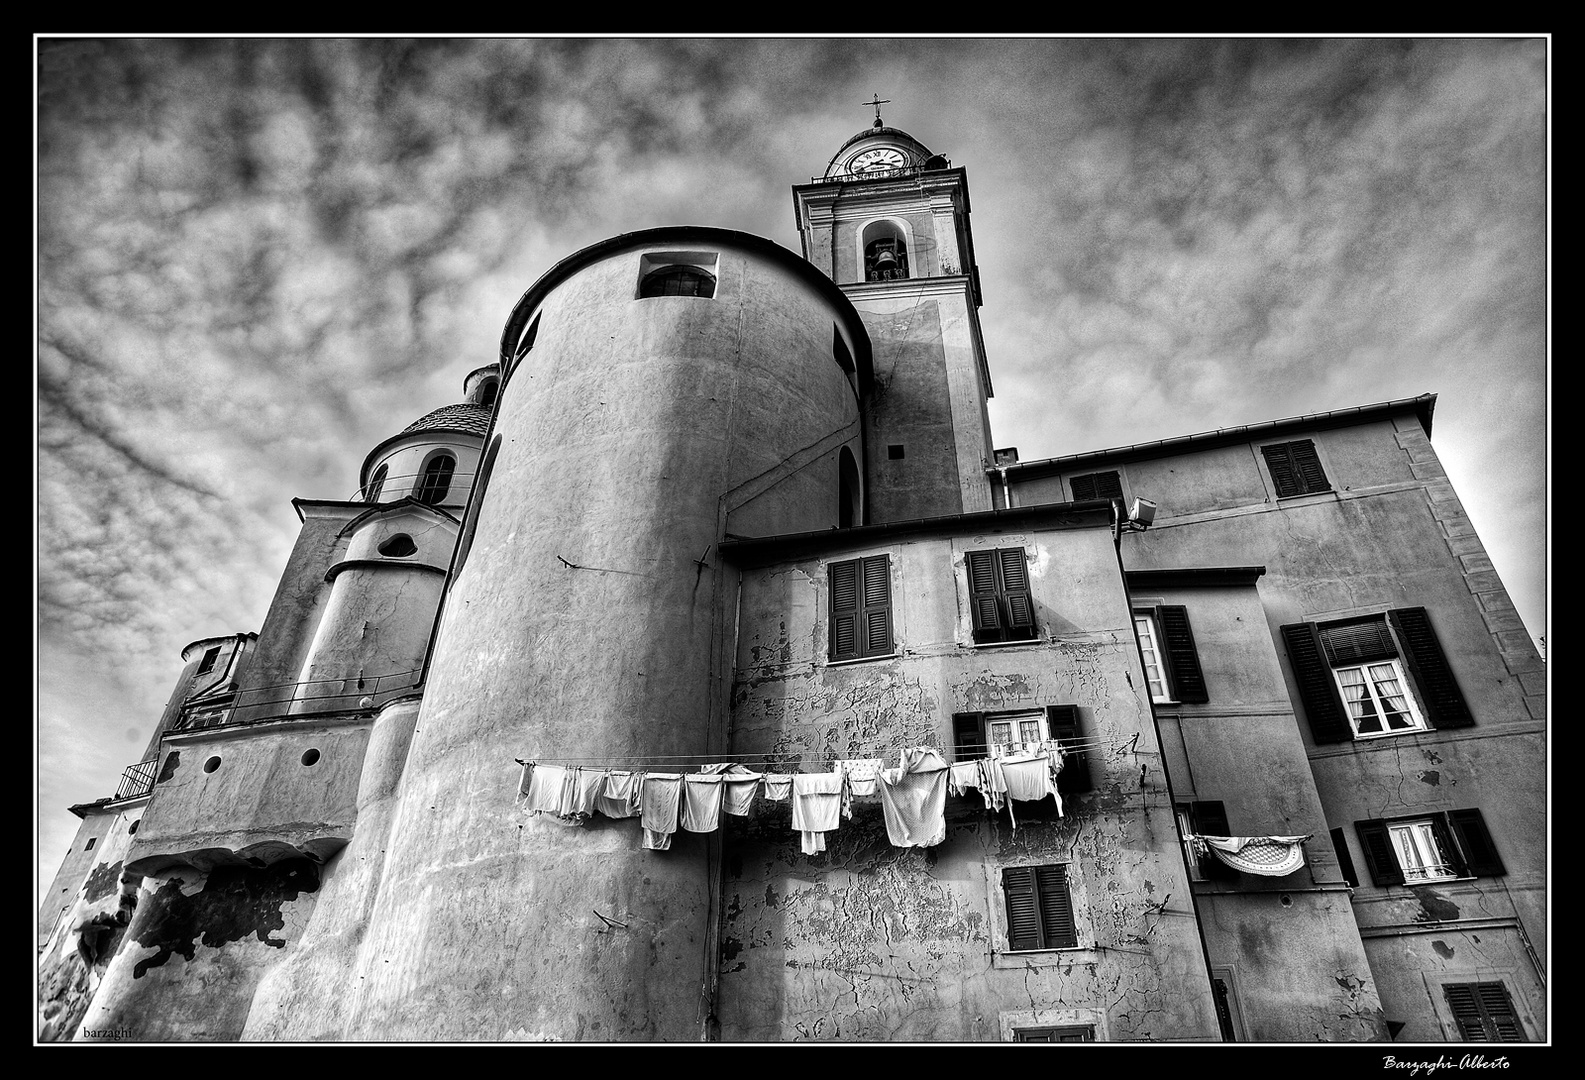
[998,395,1438,482]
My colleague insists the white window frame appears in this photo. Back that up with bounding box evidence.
[1332,657,1428,738]
[1134,611,1171,703]
[1388,819,1459,883]
[985,710,1046,757]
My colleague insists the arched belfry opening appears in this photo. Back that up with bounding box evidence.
[863,220,909,281]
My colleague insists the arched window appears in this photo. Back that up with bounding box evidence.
[640,265,716,298]
[416,452,456,505]
[365,463,388,503]
[862,221,910,281]
[479,379,499,408]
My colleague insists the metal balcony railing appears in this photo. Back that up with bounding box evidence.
[809,163,936,185]
[115,758,159,801]
[351,470,478,504]
[173,668,423,733]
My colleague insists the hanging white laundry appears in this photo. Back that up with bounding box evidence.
[595,770,642,819]
[558,767,607,822]
[722,765,763,816]
[680,773,726,832]
[947,760,981,796]
[837,758,885,797]
[639,773,683,850]
[877,748,950,848]
[521,763,572,816]
[791,772,845,855]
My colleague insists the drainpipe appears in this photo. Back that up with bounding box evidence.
[996,464,1013,510]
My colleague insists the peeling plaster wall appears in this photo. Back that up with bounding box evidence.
[38,802,146,1041]
[721,524,1220,1041]
[75,860,320,1042]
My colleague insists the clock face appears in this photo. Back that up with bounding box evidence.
[849,147,906,173]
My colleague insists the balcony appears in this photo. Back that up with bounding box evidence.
[172,668,423,733]
[115,757,159,801]
[808,163,933,185]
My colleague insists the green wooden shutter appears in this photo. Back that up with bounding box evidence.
[1446,809,1505,877]
[1034,865,1077,948]
[1330,827,1360,889]
[1002,866,1043,950]
[1282,622,1352,743]
[1262,443,1300,497]
[1046,705,1091,793]
[1477,984,1524,1042]
[1388,608,1474,729]
[999,548,1037,638]
[966,549,1002,642]
[1444,983,1524,1042]
[1356,819,1406,886]
[861,555,893,655]
[1291,440,1330,493]
[829,560,859,660]
[1444,983,1488,1040]
[1157,605,1208,703]
[952,712,986,761]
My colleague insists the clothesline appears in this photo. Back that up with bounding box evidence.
[513,732,1136,771]
[516,744,1074,854]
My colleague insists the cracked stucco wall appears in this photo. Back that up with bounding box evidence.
[720,525,1220,1041]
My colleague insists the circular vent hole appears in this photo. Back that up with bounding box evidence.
[204,756,222,773]
[378,534,417,557]
[301,748,321,767]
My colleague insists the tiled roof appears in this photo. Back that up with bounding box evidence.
[400,403,492,440]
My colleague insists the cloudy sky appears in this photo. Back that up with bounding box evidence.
[36,37,1548,898]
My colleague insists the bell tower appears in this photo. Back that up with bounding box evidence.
[793,98,995,522]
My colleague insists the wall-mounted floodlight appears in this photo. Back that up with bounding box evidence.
[1128,498,1157,530]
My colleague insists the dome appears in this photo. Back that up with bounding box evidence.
[400,402,492,440]
[823,120,939,179]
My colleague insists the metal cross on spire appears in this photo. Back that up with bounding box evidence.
[863,93,890,127]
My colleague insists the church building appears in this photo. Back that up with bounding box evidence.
[39,112,1546,1044]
